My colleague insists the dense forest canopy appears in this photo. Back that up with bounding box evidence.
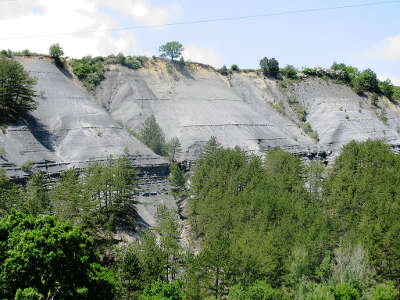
[0,140,400,299]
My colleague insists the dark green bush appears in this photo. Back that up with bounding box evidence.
[219,65,231,76]
[231,64,240,72]
[71,56,105,91]
[379,79,394,100]
[281,65,297,79]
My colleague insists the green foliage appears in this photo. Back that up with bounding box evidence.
[22,172,50,216]
[71,56,105,91]
[13,288,43,300]
[140,279,184,300]
[367,282,398,300]
[106,53,147,69]
[0,211,116,299]
[358,69,379,93]
[323,140,400,282]
[281,65,298,79]
[371,93,379,106]
[228,281,283,299]
[393,86,400,100]
[166,137,182,162]
[331,62,359,84]
[0,49,13,58]
[218,64,231,76]
[159,41,184,61]
[139,115,167,156]
[260,57,279,77]
[231,64,240,72]
[0,57,37,121]
[379,79,394,100]
[49,43,64,59]
[21,160,34,173]
[168,163,187,215]
[332,283,360,300]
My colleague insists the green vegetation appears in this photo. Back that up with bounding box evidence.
[281,65,298,79]
[21,160,34,173]
[1,139,400,299]
[139,115,167,156]
[218,64,231,76]
[159,41,184,61]
[260,57,279,77]
[231,64,240,72]
[0,211,116,299]
[70,56,105,91]
[393,86,400,101]
[137,115,182,160]
[49,43,64,60]
[0,57,37,121]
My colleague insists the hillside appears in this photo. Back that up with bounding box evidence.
[1,55,399,225]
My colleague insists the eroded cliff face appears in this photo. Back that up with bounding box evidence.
[1,56,398,224]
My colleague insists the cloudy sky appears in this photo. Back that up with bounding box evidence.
[0,0,399,84]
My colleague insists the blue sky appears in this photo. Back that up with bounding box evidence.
[0,0,399,83]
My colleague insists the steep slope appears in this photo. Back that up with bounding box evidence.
[94,61,319,161]
[95,60,400,161]
[0,57,166,177]
[290,78,400,154]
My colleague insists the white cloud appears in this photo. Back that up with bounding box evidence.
[378,74,400,86]
[182,44,223,68]
[364,34,400,61]
[0,0,45,19]
[0,0,182,58]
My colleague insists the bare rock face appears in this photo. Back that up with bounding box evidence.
[2,57,400,225]
[94,62,319,161]
[0,57,166,176]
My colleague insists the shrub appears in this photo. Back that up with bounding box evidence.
[0,147,5,158]
[367,282,398,300]
[219,65,230,76]
[21,161,34,173]
[371,93,379,106]
[231,64,240,72]
[379,79,394,100]
[71,56,105,91]
[358,69,379,93]
[281,65,297,79]
[332,283,360,300]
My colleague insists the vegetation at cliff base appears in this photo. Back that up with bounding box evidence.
[1,139,400,299]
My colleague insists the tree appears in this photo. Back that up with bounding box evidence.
[159,41,184,61]
[155,205,182,283]
[22,172,50,216]
[260,57,279,77]
[0,211,116,299]
[140,115,167,156]
[49,43,64,60]
[379,79,394,100]
[167,137,182,162]
[168,163,186,203]
[358,69,379,93]
[0,57,37,121]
